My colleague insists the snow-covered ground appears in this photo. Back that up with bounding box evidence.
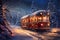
[11,25,60,40]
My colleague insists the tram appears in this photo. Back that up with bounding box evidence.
[20,10,50,30]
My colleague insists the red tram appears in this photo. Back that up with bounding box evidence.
[20,10,50,30]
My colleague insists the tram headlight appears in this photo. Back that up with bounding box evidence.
[40,13,43,15]
[41,23,43,26]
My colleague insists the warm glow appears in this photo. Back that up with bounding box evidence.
[43,16,46,20]
[47,12,50,15]
[47,23,50,26]
[25,20,26,23]
[46,17,49,22]
[39,17,42,20]
[40,13,43,15]
[41,23,43,26]
[43,16,47,22]
[30,16,37,22]
[22,20,25,22]
[22,19,26,23]
[33,16,36,21]
[47,33,58,36]
[51,28,58,33]
[30,17,33,22]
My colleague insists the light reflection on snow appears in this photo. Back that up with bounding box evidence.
[12,28,38,40]
[51,28,60,33]
[11,25,60,40]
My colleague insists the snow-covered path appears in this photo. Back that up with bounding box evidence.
[11,28,38,40]
[10,25,60,40]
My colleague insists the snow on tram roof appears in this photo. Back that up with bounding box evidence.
[21,10,49,19]
[21,15,29,19]
[32,10,48,15]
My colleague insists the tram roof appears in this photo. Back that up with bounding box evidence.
[21,10,50,19]
[21,15,30,19]
[32,10,48,15]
